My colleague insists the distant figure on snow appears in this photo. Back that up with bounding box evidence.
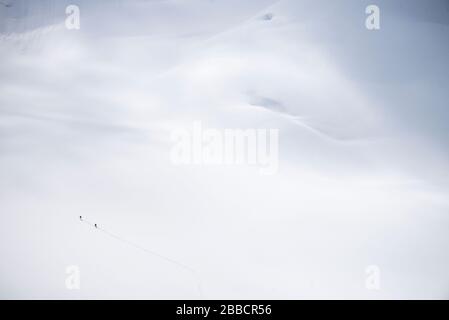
[79,216,82,221]
[94,224,98,228]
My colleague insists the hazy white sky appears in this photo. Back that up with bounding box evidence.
[1,0,449,299]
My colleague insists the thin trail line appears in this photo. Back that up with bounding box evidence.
[79,217,203,297]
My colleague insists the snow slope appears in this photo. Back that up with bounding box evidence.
[1,0,449,299]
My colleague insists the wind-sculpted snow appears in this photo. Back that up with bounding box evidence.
[0,0,449,299]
